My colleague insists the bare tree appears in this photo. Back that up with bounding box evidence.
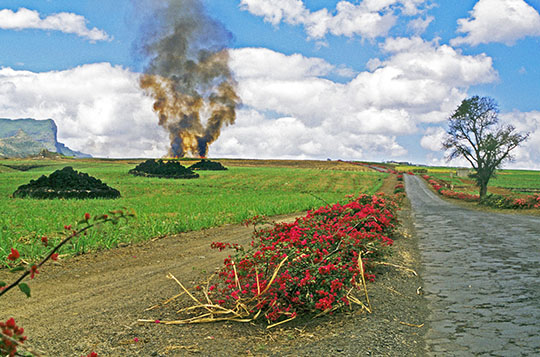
[443,96,529,198]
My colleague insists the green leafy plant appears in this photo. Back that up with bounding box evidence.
[1,209,134,356]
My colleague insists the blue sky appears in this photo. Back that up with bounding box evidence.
[1,0,539,168]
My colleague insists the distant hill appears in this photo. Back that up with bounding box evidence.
[0,118,91,158]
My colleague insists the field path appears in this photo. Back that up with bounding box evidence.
[405,175,540,355]
[1,213,267,355]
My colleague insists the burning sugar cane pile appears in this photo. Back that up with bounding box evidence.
[140,193,400,328]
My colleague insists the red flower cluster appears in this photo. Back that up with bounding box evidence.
[439,190,479,202]
[512,194,540,209]
[421,174,479,202]
[210,242,243,252]
[6,249,19,261]
[481,193,540,209]
[0,318,27,357]
[81,352,98,357]
[208,194,399,322]
[29,265,39,279]
[394,183,405,194]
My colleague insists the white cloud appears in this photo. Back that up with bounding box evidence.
[0,40,503,162]
[230,47,335,79]
[451,0,540,46]
[500,111,540,169]
[222,42,497,160]
[380,37,498,88]
[210,109,407,160]
[420,126,446,151]
[0,7,111,42]
[239,0,429,39]
[408,15,433,34]
[0,63,167,158]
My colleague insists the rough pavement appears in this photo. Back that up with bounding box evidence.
[405,175,540,356]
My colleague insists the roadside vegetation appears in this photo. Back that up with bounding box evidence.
[0,159,386,264]
[402,166,540,211]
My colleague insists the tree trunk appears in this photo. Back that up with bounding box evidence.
[479,182,488,199]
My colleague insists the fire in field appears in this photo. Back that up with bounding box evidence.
[138,0,239,158]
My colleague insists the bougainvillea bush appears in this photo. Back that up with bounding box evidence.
[421,174,479,201]
[439,190,479,202]
[480,193,540,209]
[0,318,26,357]
[200,194,399,324]
[421,174,540,208]
[394,183,405,194]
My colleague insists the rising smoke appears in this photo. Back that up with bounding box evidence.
[138,0,239,158]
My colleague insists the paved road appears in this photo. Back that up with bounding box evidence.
[405,175,540,356]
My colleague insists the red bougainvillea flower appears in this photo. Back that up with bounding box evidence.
[81,352,98,357]
[51,253,59,261]
[41,236,48,247]
[5,318,16,329]
[205,193,399,323]
[84,213,91,220]
[0,317,27,356]
[7,248,20,261]
[64,225,72,230]
[29,265,39,279]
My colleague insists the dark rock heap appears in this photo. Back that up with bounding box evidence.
[13,166,121,199]
[129,159,199,179]
[188,159,227,171]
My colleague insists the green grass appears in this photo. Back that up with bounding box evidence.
[0,159,386,263]
[489,170,540,190]
[422,168,540,196]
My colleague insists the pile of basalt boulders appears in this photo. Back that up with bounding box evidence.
[12,166,121,199]
[129,159,199,179]
[188,159,228,171]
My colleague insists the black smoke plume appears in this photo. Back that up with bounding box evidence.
[137,0,238,157]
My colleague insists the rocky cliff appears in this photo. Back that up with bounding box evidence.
[0,118,91,158]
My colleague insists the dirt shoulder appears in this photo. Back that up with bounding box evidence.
[0,175,428,356]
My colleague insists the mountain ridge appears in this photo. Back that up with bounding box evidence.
[0,118,91,158]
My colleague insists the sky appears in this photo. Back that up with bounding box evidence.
[0,0,539,169]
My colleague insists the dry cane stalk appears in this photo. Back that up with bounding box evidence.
[167,273,212,314]
[267,315,297,329]
[399,321,424,328]
[255,266,261,295]
[145,291,187,311]
[372,261,418,276]
[231,260,241,290]
[358,252,372,313]
[246,256,288,304]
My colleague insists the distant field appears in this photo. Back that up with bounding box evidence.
[393,164,540,195]
[0,158,385,263]
[489,170,540,191]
